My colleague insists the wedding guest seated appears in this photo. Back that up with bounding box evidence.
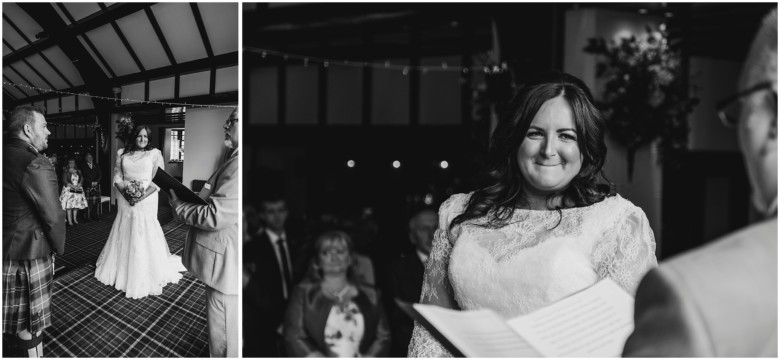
[242,194,303,356]
[383,208,437,357]
[283,230,390,357]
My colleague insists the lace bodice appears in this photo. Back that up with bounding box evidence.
[113,148,164,188]
[408,193,657,357]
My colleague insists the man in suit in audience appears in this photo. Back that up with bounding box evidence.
[623,9,777,357]
[80,152,102,221]
[243,195,303,356]
[384,208,438,356]
[3,105,66,357]
[169,108,239,357]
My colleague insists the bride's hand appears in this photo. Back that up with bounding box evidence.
[133,185,159,205]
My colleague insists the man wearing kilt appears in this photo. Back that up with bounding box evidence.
[81,152,102,221]
[3,105,66,357]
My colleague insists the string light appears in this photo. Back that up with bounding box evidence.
[3,81,236,109]
[248,47,509,75]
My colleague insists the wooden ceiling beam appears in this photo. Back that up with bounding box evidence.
[4,3,151,65]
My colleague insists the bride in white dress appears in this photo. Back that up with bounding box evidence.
[95,124,184,299]
[408,71,658,356]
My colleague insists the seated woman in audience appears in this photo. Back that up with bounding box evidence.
[408,71,658,356]
[284,230,390,357]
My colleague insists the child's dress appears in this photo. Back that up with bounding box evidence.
[60,185,88,210]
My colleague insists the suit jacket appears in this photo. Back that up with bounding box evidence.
[384,251,426,356]
[3,137,66,259]
[242,229,307,356]
[81,162,101,188]
[283,281,391,357]
[171,149,239,295]
[623,218,778,357]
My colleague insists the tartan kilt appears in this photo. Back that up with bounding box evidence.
[86,184,101,206]
[2,255,54,335]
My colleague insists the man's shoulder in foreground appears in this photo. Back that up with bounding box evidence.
[624,218,778,357]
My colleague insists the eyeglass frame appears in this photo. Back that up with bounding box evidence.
[716,81,776,128]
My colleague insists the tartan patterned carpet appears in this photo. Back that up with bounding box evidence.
[42,205,209,357]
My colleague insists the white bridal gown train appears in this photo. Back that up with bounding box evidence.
[95,148,186,299]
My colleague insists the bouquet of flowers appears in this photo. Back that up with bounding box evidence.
[125,180,145,201]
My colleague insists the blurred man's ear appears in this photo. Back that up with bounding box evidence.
[769,113,777,140]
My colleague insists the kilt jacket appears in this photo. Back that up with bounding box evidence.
[3,137,66,260]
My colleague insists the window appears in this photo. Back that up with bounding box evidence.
[170,128,185,162]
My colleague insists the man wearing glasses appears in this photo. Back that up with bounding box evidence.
[169,108,240,357]
[623,9,777,357]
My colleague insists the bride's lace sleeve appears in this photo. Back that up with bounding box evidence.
[152,149,164,179]
[408,193,468,358]
[112,148,124,185]
[593,204,658,295]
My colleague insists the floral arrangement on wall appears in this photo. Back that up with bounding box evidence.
[584,24,699,179]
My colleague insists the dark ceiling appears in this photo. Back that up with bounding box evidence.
[244,3,776,66]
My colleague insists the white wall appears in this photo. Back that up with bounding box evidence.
[564,8,664,253]
[182,106,236,190]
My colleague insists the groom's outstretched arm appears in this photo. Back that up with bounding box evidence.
[170,160,238,231]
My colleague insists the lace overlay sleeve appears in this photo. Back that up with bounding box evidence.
[408,194,468,357]
[152,149,164,179]
[113,148,124,185]
[593,204,658,295]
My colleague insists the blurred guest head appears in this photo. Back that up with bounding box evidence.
[243,203,262,237]
[48,153,59,166]
[452,71,611,229]
[67,157,77,169]
[409,209,438,255]
[260,195,288,235]
[735,9,777,216]
[9,105,49,152]
[308,230,356,282]
[85,152,94,164]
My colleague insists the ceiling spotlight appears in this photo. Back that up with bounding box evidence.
[392,160,401,169]
[440,160,449,169]
[638,8,648,14]
[347,160,355,168]
[664,12,674,18]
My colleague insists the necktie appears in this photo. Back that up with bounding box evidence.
[276,238,293,296]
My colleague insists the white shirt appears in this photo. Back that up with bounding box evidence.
[266,229,293,299]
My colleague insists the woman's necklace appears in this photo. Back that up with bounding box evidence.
[324,283,351,303]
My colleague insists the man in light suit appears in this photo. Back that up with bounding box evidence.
[169,108,239,357]
[623,9,777,357]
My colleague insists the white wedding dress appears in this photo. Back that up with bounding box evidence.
[95,148,185,299]
[408,192,658,357]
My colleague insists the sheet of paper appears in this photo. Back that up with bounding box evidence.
[507,279,634,357]
[414,304,541,357]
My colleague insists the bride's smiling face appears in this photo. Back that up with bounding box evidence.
[135,128,149,149]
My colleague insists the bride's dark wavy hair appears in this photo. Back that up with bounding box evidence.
[450,70,613,232]
[123,124,155,155]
